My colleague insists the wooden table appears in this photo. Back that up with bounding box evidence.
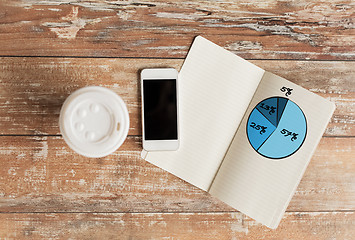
[0,1,354,239]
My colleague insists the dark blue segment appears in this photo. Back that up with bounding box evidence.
[256,97,278,127]
[277,97,288,124]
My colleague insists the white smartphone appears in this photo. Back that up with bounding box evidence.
[141,68,179,151]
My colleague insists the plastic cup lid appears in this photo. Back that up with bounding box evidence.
[59,86,129,158]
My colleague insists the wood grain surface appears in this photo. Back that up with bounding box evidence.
[0,212,354,239]
[0,0,354,239]
[0,58,353,136]
[0,136,353,213]
[0,0,354,59]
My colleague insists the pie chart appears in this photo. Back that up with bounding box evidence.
[247,97,307,159]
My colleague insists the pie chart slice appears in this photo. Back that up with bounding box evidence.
[277,97,288,123]
[256,97,278,127]
[247,108,277,150]
[247,97,307,159]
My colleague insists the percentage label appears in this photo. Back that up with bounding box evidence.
[280,129,298,141]
[259,103,276,115]
[250,122,267,135]
[280,86,293,97]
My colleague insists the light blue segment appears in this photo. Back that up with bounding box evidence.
[247,108,277,150]
[258,101,307,159]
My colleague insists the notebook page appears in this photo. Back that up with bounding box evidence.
[143,36,265,191]
[209,72,335,228]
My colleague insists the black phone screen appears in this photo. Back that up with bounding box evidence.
[143,79,178,140]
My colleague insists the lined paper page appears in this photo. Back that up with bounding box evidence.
[209,72,335,228]
[143,36,265,191]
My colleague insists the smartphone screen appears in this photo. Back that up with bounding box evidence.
[143,79,178,140]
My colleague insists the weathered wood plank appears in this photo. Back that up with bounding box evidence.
[0,0,354,59]
[0,136,353,212]
[0,58,353,136]
[0,212,354,239]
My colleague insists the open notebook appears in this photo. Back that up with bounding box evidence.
[141,36,335,229]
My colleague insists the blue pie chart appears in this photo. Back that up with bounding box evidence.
[247,97,307,159]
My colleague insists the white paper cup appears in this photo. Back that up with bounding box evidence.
[59,86,129,158]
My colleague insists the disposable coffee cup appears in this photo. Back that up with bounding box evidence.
[59,86,129,158]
